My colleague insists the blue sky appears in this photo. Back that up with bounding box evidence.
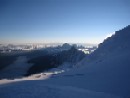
[0,0,130,44]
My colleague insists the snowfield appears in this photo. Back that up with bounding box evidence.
[0,79,122,98]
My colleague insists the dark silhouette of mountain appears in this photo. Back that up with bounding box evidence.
[0,54,17,71]
[26,46,86,76]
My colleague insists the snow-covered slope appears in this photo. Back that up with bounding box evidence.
[0,25,130,98]
[41,25,130,97]
[79,25,130,65]
[0,80,121,98]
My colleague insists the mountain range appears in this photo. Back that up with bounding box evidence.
[0,25,130,98]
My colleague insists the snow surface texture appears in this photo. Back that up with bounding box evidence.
[0,25,130,98]
[0,81,121,98]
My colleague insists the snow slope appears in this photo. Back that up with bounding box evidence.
[41,25,130,97]
[0,80,121,98]
[0,25,130,98]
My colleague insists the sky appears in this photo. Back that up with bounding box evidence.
[0,0,130,44]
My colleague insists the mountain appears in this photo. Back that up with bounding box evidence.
[79,25,130,65]
[25,46,86,76]
[70,25,130,97]
[0,25,130,98]
[41,25,130,97]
